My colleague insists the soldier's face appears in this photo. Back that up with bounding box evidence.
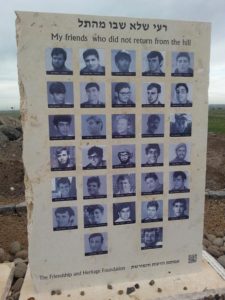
[145,177,157,191]
[87,119,102,135]
[53,93,65,104]
[146,148,159,163]
[118,207,130,221]
[117,88,131,104]
[176,57,190,73]
[58,183,70,197]
[176,146,187,160]
[57,150,69,166]
[87,182,99,196]
[57,121,70,136]
[116,58,130,72]
[173,202,185,216]
[56,211,70,227]
[86,87,99,102]
[117,118,129,134]
[84,55,99,71]
[176,86,188,103]
[173,175,185,190]
[52,54,65,70]
[144,231,156,246]
[118,179,131,193]
[91,209,103,224]
[147,88,159,104]
[148,56,161,72]
[147,206,157,218]
[88,152,101,166]
[89,236,102,252]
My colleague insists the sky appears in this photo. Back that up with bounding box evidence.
[0,0,225,110]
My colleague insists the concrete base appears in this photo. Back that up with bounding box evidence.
[0,263,14,300]
[19,251,225,300]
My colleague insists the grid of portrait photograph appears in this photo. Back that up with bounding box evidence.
[46,46,194,255]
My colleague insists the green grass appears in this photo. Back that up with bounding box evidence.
[208,107,225,134]
[0,110,20,119]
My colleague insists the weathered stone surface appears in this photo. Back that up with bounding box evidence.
[206,234,216,242]
[207,245,223,258]
[15,250,28,260]
[10,241,21,255]
[0,116,21,128]
[14,262,27,278]
[213,238,224,247]
[203,238,211,248]
[218,255,225,268]
[12,278,24,293]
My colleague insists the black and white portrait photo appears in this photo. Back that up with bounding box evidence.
[47,81,74,108]
[142,51,165,76]
[84,204,107,228]
[51,177,76,201]
[84,232,108,256]
[81,115,106,139]
[141,172,163,195]
[111,82,135,107]
[169,171,190,194]
[48,115,75,140]
[141,227,163,250]
[80,48,105,75]
[142,82,164,107]
[169,143,191,166]
[113,173,136,197]
[113,202,135,225]
[168,198,189,220]
[141,200,163,223]
[171,52,194,77]
[112,114,135,138]
[112,144,135,169]
[82,145,107,170]
[83,175,107,199]
[46,48,73,75]
[111,49,136,76]
[53,206,77,231]
[171,83,192,107]
[80,82,105,108]
[170,113,192,137]
[50,146,75,171]
[141,143,163,167]
[142,114,164,137]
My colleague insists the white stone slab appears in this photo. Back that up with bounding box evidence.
[20,256,225,300]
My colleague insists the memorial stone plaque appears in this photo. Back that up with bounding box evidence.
[16,11,211,292]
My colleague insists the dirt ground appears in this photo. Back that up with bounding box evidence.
[0,132,225,253]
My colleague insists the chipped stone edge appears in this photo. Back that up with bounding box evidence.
[202,249,225,280]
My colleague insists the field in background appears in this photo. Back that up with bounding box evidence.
[0,105,225,133]
[208,105,225,134]
[0,110,20,119]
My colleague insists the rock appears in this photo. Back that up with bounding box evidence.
[220,246,225,253]
[11,278,24,293]
[216,231,224,238]
[12,291,20,300]
[0,131,9,142]
[10,241,21,255]
[206,234,216,242]
[207,246,223,258]
[218,255,225,268]
[126,287,135,295]
[15,250,28,260]
[0,125,21,141]
[4,254,14,262]
[213,238,224,247]
[0,248,5,263]
[14,258,24,265]
[14,262,27,279]
[203,238,211,248]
